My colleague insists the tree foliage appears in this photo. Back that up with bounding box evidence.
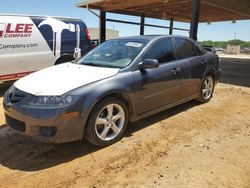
[201,39,250,48]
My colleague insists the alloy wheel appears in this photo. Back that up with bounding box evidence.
[94,103,125,141]
[202,76,214,100]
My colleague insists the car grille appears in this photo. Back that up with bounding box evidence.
[5,114,26,132]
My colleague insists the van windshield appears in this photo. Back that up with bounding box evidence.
[75,39,148,68]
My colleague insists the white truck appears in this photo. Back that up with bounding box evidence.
[0,14,92,83]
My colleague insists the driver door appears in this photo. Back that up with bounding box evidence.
[133,38,182,115]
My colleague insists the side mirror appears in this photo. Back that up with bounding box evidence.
[139,59,159,70]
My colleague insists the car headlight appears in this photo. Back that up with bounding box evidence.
[28,95,78,106]
[7,85,16,94]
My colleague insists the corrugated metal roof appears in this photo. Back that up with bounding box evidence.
[76,0,250,22]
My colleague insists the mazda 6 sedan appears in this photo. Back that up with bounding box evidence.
[3,35,221,146]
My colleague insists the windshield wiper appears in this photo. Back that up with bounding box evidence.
[77,61,120,68]
[82,62,107,68]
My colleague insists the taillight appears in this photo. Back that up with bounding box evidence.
[86,28,91,40]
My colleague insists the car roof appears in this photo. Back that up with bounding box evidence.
[115,35,194,42]
[0,13,81,21]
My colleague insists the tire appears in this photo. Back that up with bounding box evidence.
[85,98,129,147]
[196,75,215,103]
[55,55,74,65]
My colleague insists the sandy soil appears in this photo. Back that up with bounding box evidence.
[0,83,249,188]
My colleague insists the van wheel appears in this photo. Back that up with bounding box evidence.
[85,98,129,147]
[55,55,74,65]
[196,75,215,103]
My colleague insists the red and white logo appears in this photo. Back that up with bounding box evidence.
[0,23,33,38]
[0,23,6,37]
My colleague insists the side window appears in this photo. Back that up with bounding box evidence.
[175,39,198,59]
[143,39,175,64]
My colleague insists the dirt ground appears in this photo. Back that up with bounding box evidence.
[0,58,250,188]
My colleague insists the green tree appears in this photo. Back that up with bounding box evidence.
[200,40,250,48]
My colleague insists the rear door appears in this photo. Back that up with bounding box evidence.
[60,19,91,56]
[174,38,206,98]
[133,38,182,115]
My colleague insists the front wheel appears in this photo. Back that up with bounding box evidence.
[85,98,129,147]
[196,75,215,103]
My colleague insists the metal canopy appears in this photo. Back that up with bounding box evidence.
[76,0,250,23]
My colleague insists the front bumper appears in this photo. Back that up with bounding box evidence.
[3,93,87,143]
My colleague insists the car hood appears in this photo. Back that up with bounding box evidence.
[14,63,120,96]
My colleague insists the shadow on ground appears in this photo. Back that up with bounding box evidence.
[0,100,199,172]
[219,58,250,88]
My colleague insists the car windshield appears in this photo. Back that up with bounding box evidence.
[75,39,148,68]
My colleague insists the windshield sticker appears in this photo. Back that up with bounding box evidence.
[125,42,143,48]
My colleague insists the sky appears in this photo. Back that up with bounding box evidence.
[1,0,250,41]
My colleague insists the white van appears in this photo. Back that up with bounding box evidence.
[0,14,92,83]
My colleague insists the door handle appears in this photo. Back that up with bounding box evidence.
[201,59,207,64]
[171,68,181,75]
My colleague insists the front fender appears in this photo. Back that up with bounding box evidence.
[68,71,137,138]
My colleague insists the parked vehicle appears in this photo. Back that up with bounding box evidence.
[202,45,216,53]
[91,39,100,48]
[3,35,221,146]
[240,47,250,53]
[0,14,91,83]
[214,47,225,52]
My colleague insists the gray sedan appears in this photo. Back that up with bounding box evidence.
[3,35,221,146]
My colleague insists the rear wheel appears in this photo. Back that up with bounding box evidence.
[55,55,74,65]
[196,75,214,103]
[85,98,129,146]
